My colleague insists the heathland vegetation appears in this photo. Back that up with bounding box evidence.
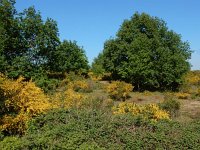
[0,0,200,149]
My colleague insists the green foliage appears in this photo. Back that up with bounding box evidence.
[0,1,199,149]
[97,12,191,91]
[19,7,60,69]
[1,108,200,149]
[159,98,180,118]
[0,0,25,75]
[0,0,89,86]
[0,1,59,78]
[0,136,27,150]
[34,75,60,93]
[52,40,89,73]
[91,53,105,76]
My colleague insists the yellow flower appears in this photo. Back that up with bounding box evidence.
[106,81,133,101]
[112,102,170,121]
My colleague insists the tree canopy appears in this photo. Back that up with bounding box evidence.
[93,12,192,91]
[51,40,89,73]
[0,0,89,79]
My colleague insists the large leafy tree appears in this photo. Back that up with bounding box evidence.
[0,2,61,78]
[0,0,89,79]
[52,40,89,73]
[96,12,191,90]
[19,7,60,69]
[0,0,25,75]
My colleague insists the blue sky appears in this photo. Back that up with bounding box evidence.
[15,0,200,70]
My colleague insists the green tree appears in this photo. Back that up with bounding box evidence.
[0,0,89,80]
[19,7,60,70]
[0,0,25,75]
[0,1,61,78]
[98,12,191,90]
[91,53,105,76]
[52,40,89,73]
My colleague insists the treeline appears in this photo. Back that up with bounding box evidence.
[1,0,192,91]
[0,0,89,81]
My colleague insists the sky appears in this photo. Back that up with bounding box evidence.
[15,0,200,70]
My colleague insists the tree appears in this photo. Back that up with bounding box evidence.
[52,40,89,73]
[0,0,25,74]
[0,0,89,80]
[91,53,105,75]
[0,1,61,78]
[19,7,60,70]
[97,12,191,91]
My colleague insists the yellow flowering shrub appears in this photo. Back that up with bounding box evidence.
[0,113,29,135]
[88,72,102,81]
[112,102,170,121]
[51,89,87,109]
[106,81,133,101]
[0,75,50,135]
[1,76,50,115]
[185,72,200,85]
[67,80,92,92]
[174,92,190,99]
[180,71,200,97]
[0,75,90,135]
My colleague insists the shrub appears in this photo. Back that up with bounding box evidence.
[67,80,93,93]
[180,71,200,97]
[0,75,50,135]
[106,81,133,101]
[51,89,87,109]
[102,98,114,108]
[34,76,60,93]
[58,72,88,89]
[88,71,102,81]
[65,72,85,82]
[1,108,200,149]
[159,98,180,118]
[184,71,200,85]
[112,102,170,122]
[143,90,153,96]
[175,92,190,99]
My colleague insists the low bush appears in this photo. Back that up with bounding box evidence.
[65,72,85,82]
[175,92,190,99]
[1,108,200,149]
[34,76,60,93]
[88,71,102,81]
[67,80,93,93]
[179,71,200,98]
[51,89,87,109]
[112,102,170,122]
[106,81,133,101]
[184,71,200,86]
[159,98,180,118]
[0,75,50,135]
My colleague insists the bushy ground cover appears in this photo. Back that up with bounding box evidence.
[1,71,200,149]
[1,108,200,149]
